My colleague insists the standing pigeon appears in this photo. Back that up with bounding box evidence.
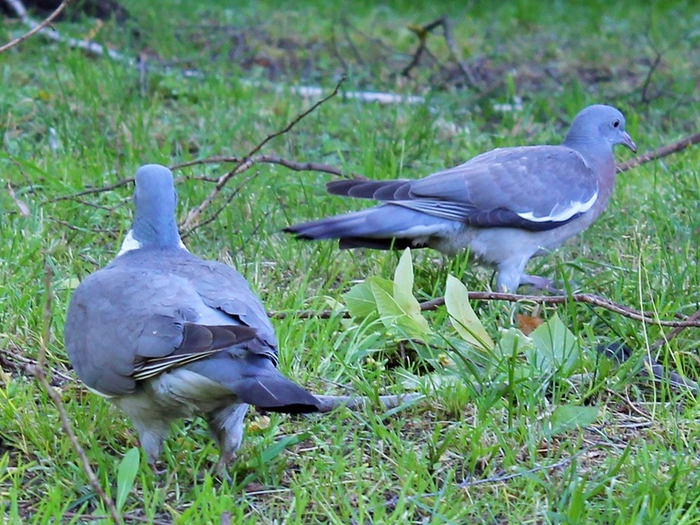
[65,164,319,471]
[285,105,637,292]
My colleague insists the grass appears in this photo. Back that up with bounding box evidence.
[2,0,700,522]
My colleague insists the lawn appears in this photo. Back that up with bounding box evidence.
[2,0,700,523]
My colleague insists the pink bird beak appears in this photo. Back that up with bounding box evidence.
[622,131,637,153]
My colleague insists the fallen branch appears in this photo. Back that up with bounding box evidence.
[170,154,364,180]
[28,263,123,524]
[0,0,71,54]
[618,132,700,172]
[314,393,424,413]
[269,291,700,329]
[180,77,345,233]
[2,0,132,63]
[458,443,615,488]
[402,15,478,88]
[649,307,700,352]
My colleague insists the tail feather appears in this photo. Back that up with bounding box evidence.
[185,354,319,413]
[233,374,319,414]
[284,204,454,250]
[327,179,412,200]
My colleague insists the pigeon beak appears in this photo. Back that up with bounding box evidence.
[621,132,637,153]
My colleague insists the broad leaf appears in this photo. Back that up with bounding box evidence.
[343,281,378,318]
[444,275,494,352]
[116,447,140,512]
[528,314,579,375]
[545,405,598,438]
[393,249,422,319]
[370,278,430,338]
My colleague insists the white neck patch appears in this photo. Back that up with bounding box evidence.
[116,230,189,257]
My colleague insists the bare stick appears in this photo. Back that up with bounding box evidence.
[314,393,424,413]
[439,16,478,88]
[402,18,445,78]
[180,78,345,232]
[402,16,477,87]
[0,345,74,384]
[458,443,614,488]
[270,291,700,329]
[0,0,71,54]
[618,132,700,172]
[649,308,700,352]
[47,177,133,203]
[27,263,123,524]
[4,0,132,63]
[170,154,364,180]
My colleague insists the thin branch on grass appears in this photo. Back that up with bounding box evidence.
[3,0,132,63]
[402,18,445,78]
[26,263,123,525]
[458,443,615,488]
[47,177,133,203]
[649,308,700,352]
[180,77,345,233]
[617,132,700,172]
[314,393,424,413]
[60,511,170,525]
[269,291,700,329]
[180,171,261,239]
[402,16,478,87]
[0,0,71,54]
[0,345,74,384]
[170,154,364,180]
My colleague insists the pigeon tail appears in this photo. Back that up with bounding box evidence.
[185,353,320,413]
[284,205,457,249]
[232,373,320,414]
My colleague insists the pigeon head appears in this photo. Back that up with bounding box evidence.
[123,164,182,252]
[563,104,637,153]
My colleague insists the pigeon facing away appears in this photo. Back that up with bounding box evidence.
[285,105,637,292]
[65,164,319,471]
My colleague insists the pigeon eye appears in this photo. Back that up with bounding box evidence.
[612,119,620,128]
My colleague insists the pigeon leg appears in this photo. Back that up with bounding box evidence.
[206,403,250,476]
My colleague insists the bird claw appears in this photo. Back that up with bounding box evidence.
[214,453,235,483]
[149,460,168,476]
[519,274,571,294]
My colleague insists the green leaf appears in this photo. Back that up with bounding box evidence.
[545,405,598,438]
[116,447,140,512]
[393,249,421,316]
[528,314,579,375]
[370,278,430,338]
[259,432,311,464]
[444,275,494,352]
[343,281,378,318]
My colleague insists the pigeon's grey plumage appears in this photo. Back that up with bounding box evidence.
[65,164,319,470]
[285,105,637,292]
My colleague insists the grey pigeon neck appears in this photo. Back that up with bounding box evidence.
[118,215,186,256]
[562,134,613,168]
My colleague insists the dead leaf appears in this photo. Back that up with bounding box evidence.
[516,314,545,335]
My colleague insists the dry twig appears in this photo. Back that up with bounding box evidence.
[402,16,478,87]
[0,0,71,54]
[170,154,364,180]
[458,443,615,488]
[180,77,345,233]
[314,393,424,413]
[2,0,130,62]
[270,291,700,329]
[618,133,700,172]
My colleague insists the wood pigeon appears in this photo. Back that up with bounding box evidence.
[65,164,319,471]
[285,104,637,292]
